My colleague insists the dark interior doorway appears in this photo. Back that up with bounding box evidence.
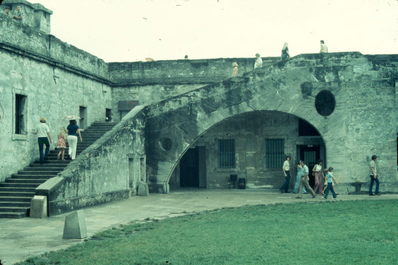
[79,106,87,129]
[180,147,199,187]
[297,145,320,188]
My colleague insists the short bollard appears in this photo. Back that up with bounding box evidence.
[63,210,87,239]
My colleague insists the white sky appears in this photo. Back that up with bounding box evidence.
[34,0,398,62]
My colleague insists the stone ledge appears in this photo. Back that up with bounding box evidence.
[48,190,130,216]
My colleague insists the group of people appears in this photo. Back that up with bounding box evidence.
[36,118,83,164]
[231,40,329,76]
[280,157,336,199]
[280,154,380,199]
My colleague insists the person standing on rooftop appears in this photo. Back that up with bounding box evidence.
[320,40,328,53]
[231,62,239,77]
[254,53,263,69]
[281,43,290,61]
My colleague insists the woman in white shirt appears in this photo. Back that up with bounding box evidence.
[312,160,324,195]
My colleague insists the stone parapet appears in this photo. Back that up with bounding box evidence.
[108,57,280,86]
[0,10,109,83]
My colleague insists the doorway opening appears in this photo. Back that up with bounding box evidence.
[178,146,206,188]
[297,144,325,188]
[79,106,87,129]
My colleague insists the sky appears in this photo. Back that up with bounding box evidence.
[34,0,398,62]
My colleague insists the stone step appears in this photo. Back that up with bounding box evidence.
[90,122,116,126]
[82,128,113,132]
[16,171,60,175]
[6,178,48,184]
[23,166,66,171]
[82,133,111,136]
[0,212,27,218]
[0,201,30,207]
[0,191,35,197]
[12,173,56,178]
[31,160,70,166]
[11,174,54,179]
[0,187,37,193]
[0,196,32,202]
[0,206,29,213]
[0,183,39,189]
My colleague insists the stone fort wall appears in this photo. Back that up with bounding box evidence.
[0,1,279,183]
[0,3,112,182]
[0,0,397,214]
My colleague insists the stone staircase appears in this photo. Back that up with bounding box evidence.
[0,122,116,218]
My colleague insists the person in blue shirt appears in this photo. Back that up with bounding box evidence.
[293,161,303,193]
[324,167,337,199]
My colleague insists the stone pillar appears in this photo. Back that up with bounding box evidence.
[29,195,47,218]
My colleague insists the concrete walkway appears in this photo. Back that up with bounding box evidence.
[1,190,397,265]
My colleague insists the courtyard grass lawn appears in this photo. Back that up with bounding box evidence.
[18,200,398,265]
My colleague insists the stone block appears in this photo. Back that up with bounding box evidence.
[30,195,47,218]
[63,210,87,239]
[137,181,149,196]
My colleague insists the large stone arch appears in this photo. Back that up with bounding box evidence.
[144,53,397,192]
[169,109,327,189]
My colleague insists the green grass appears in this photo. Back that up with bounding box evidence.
[18,200,398,265]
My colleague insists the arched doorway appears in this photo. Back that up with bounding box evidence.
[169,110,326,190]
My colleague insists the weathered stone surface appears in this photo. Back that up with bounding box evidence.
[137,181,149,196]
[41,106,146,215]
[0,0,397,218]
[29,195,47,218]
[0,13,112,182]
[145,53,398,192]
[63,210,87,239]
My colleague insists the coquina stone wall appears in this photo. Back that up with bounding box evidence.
[0,8,112,182]
[144,53,398,193]
[1,0,397,216]
[168,111,326,190]
[109,57,280,120]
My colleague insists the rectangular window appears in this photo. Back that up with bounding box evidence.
[15,94,27,134]
[265,139,285,169]
[219,139,235,168]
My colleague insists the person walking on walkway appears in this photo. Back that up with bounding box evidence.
[312,160,324,194]
[293,161,304,193]
[296,160,316,198]
[280,156,291,193]
[369,155,380,196]
[66,120,82,160]
[37,118,52,164]
[323,167,337,199]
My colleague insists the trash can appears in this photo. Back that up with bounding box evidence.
[238,178,246,189]
[230,174,238,188]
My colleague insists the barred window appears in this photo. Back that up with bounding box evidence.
[219,139,235,168]
[265,139,285,169]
